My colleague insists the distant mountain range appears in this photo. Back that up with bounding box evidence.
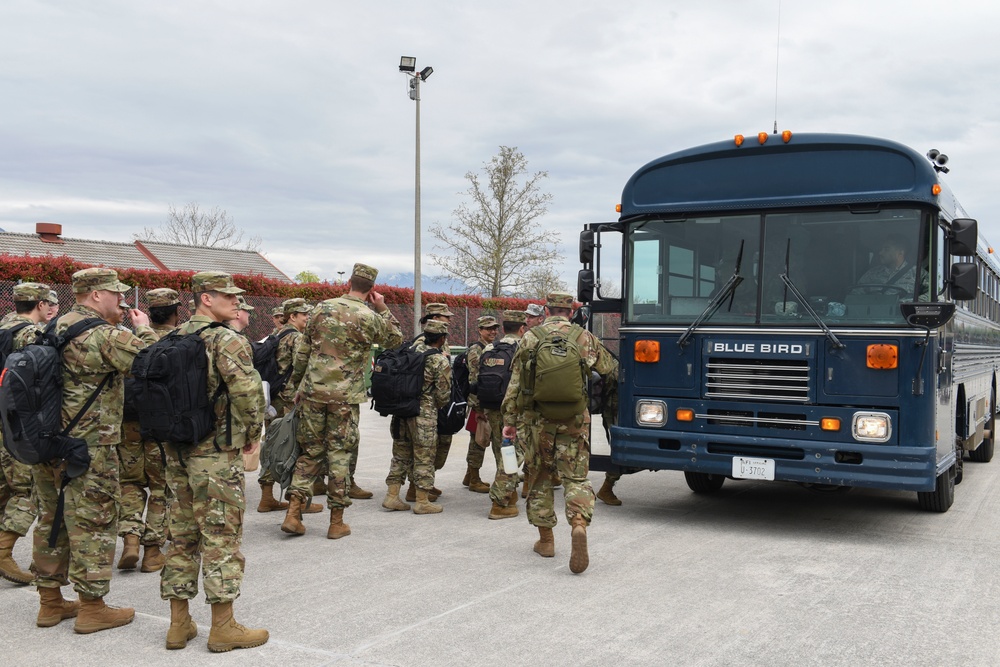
[379,272,477,295]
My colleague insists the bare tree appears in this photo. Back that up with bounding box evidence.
[511,266,568,299]
[136,203,262,251]
[430,146,561,297]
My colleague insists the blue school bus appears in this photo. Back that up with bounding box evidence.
[580,132,999,511]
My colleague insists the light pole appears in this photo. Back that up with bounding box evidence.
[399,56,433,335]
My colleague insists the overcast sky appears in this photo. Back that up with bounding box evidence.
[1,1,998,287]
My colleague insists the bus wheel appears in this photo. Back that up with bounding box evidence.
[916,468,955,513]
[684,472,726,493]
[969,393,995,463]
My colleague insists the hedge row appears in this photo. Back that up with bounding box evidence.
[0,253,539,309]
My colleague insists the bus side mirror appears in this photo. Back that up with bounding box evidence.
[950,262,977,301]
[950,218,978,257]
[580,230,595,264]
[578,269,595,303]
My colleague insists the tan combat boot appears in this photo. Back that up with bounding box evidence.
[140,544,166,573]
[280,497,306,535]
[207,602,269,652]
[533,526,555,558]
[0,530,32,584]
[467,469,489,494]
[165,598,198,650]
[311,478,327,496]
[74,595,135,634]
[348,483,373,499]
[37,587,80,627]
[405,482,416,502]
[488,499,519,520]
[596,478,622,506]
[256,484,289,512]
[117,534,140,570]
[326,508,351,539]
[569,514,589,574]
[413,489,443,515]
[462,466,473,487]
[382,484,411,511]
[301,500,324,514]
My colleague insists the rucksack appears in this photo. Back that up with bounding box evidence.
[130,323,229,453]
[251,328,296,401]
[475,341,517,410]
[260,408,300,491]
[437,365,467,435]
[370,339,440,418]
[0,321,35,369]
[522,324,589,421]
[451,341,483,401]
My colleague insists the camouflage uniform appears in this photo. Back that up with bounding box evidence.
[501,295,616,530]
[33,270,157,599]
[463,338,489,471]
[160,273,265,605]
[483,313,524,507]
[386,321,452,491]
[287,265,402,510]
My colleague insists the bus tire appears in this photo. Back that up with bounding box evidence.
[684,471,726,493]
[916,468,955,513]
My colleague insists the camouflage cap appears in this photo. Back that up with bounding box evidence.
[72,267,131,294]
[502,309,527,324]
[424,302,454,318]
[188,299,196,310]
[237,295,255,312]
[146,288,180,308]
[546,292,575,308]
[282,297,310,314]
[477,315,499,329]
[13,282,52,302]
[525,303,545,317]
[191,271,244,295]
[48,289,59,304]
[271,306,284,317]
[352,263,378,282]
[423,319,449,335]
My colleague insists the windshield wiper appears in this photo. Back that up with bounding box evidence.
[779,273,844,349]
[678,240,744,348]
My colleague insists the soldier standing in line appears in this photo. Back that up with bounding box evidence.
[501,292,615,575]
[227,295,253,333]
[45,289,60,322]
[460,316,498,495]
[160,271,268,652]
[116,288,181,574]
[281,263,402,538]
[32,268,157,631]
[381,319,452,514]
[270,306,285,336]
[0,283,55,585]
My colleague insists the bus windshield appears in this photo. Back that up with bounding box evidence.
[627,208,932,326]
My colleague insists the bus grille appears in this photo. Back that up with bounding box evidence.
[705,358,810,403]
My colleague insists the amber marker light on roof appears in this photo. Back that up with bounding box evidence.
[634,340,660,363]
[758,132,768,144]
[782,130,792,143]
[867,344,898,370]
[820,418,841,431]
[616,204,622,213]
[676,408,694,422]
[932,184,942,196]
[734,134,745,146]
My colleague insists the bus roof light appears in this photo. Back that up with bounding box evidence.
[758,132,768,145]
[635,340,660,363]
[867,344,898,370]
[781,130,792,143]
[615,203,622,213]
[932,184,942,196]
[734,134,745,146]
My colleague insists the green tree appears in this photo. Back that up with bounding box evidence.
[295,270,321,284]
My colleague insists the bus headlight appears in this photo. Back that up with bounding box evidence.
[852,412,891,443]
[636,400,667,427]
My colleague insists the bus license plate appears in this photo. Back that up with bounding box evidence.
[732,456,775,481]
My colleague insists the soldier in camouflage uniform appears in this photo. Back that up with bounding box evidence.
[32,268,157,631]
[482,310,526,520]
[160,271,268,652]
[45,288,60,322]
[0,283,54,585]
[381,319,452,514]
[501,292,616,574]
[270,306,285,336]
[461,316,499,495]
[282,263,402,539]
[116,288,180,574]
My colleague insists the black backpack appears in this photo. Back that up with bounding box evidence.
[437,365,467,435]
[451,341,483,401]
[370,339,440,418]
[0,321,35,369]
[251,328,296,401]
[474,341,517,410]
[130,323,229,452]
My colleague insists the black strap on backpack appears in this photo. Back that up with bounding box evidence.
[0,321,34,365]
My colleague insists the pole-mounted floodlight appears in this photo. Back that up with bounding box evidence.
[419,66,433,81]
[399,56,416,72]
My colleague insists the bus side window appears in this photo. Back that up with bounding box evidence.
[936,224,946,299]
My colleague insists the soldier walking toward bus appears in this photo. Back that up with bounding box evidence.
[461,316,498,494]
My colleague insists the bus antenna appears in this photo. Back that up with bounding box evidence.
[772,0,782,134]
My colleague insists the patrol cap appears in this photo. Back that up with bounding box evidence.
[191,271,245,295]
[423,319,449,335]
[477,315,499,329]
[271,306,284,317]
[352,263,379,282]
[424,302,454,318]
[502,309,527,324]
[146,288,180,308]
[237,295,255,312]
[188,299,196,311]
[525,303,545,317]
[13,282,52,302]
[545,292,575,308]
[48,290,59,305]
[72,267,131,294]
[282,297,310,315]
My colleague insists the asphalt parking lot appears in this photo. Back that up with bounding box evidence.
[3,407,1000,667]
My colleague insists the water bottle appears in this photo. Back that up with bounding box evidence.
[501,438,519,474]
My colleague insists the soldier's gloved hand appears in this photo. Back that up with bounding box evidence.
[244,441,260,455]
[502,425,516,440]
